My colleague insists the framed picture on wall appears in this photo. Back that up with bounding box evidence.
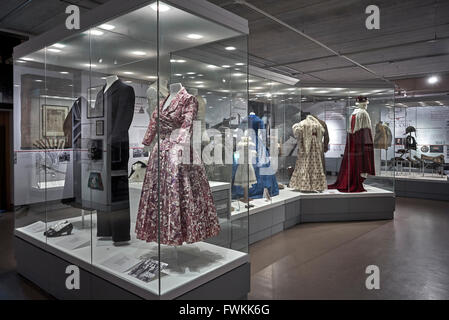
[96,120,104,136]
[87,86,104,119]
[42,105,69,138]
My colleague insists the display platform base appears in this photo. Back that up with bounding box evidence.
[14,215,250,300]
[231,185,395,245]
[373,174,449,201]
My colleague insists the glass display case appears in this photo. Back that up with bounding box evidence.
[13,0,249,300]
[393,98,449,180]
[300,85,396,194]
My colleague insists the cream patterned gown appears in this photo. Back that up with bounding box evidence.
[289,115,327,192]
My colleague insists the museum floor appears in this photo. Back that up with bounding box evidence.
[1,197,449,300]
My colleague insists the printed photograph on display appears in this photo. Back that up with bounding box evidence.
[41,105,69,138]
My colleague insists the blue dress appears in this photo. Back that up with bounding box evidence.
[232,114,279,199]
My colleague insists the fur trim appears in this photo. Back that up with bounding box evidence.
[350,108,372,133]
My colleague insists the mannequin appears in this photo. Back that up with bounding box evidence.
[95,76,136,242]
[104,75,119,93]
[163,83,183,111]
[328,96,375,192]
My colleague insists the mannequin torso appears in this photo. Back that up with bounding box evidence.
[163,83,183,111]
[104,75,119,93]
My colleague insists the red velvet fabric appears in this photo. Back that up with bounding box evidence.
[328,115,375,192]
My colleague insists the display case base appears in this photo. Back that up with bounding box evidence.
[373,175,449,201]
[15,236,250,300]
[231,186,395,245]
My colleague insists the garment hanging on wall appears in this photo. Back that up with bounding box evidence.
[232,113,279,198]
[136,87,220,246]
[95,79,135,242]
[328,106,375,193]
[373,122,392,149]
[289,115,327,192]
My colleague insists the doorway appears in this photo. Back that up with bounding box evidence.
[0,109,12,212]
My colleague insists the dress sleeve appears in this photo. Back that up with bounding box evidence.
[142,107,158,146]
[173,95,198,146]
[292,123,301,139]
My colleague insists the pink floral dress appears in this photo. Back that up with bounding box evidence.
[135,87,220,245]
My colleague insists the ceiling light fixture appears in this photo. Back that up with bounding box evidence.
[47,48,62,53]
[88,29,104,36]
[222,65,230,68]
[186,72,196,75]
[52,43,66,48]
[123,71,134,75]
[22,57,34,61]
[60,71,69,74]
[132,51,147,56]
[84,63,97,68]
[207,65,218,69]
[427,75,439,84]
[150,3,170,12]
[99,24,115,31]
[187,34,203,40]
[235,63,245,66]
[225,46,236,51]
[147,75,157,79]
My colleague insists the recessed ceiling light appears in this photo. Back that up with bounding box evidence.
[286,88,296,91]
[207,65,218,69]
[233,73,244,77]
[101,77,107,80]
[235,63,245,66]
[187,34,203,40]
[88,29,104,36]
[150,3,170,12]
[22,57,34,61]
[225,46,236,51]
[52,43,66,48]
[35,79,43,82]
[84,63,97,68]
[47,48,61,53]
[123,71,134,75]
[195,81,204,84]
[60,71,69,74]
[147,75,157,79]
[176,59,186,63]
[125,80,132,83]
[427,75,439,84]
[316,90,330,93]
[99,24,115,31]
[16,60,27,63]
[174,74,182,77]
[197,74,204,77]
[186,72,195,75]
[222,65,230,68]
[132,51,147,56]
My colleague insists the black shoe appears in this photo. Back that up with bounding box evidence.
[44,221,73,237]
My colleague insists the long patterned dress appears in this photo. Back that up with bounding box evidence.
[289,115,327,192]
[135,87,220,245]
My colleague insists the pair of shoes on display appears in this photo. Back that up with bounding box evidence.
[44,220,73,237]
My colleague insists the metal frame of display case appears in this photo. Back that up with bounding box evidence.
[13,0,250,300]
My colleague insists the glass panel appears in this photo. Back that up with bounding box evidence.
[14,50,49,249]
[87,7,159,295]
[159,1,249,297]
